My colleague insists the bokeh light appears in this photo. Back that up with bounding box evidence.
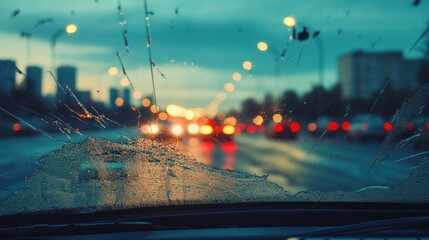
[232,72,242,81]
[171,125,184,136]
[188,123,200,134]
[242,61,252,71]
[108,67,118,76]
[222,125,235,135]
[65,24,78,34]
[200,125,213,135]
[253,115,264,126]
[272,113,283,123]
[120,77,129,86]
[224,83,235,92]
[114,97,124,107]
[283,16,296,27]
[133,90,142,99]
[185,110,195,120]
[150,105,159,113]
[141,98,151,107]
[158,112,168,121]
[257,41,268,51]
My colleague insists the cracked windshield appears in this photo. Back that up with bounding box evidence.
[0,0,429,215]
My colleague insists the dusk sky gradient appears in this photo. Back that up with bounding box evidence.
[0,0,428,111]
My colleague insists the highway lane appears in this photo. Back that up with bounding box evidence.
[186,132,422,194]
[0,129,425,202]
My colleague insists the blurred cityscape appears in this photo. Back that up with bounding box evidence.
[0,48,429,137]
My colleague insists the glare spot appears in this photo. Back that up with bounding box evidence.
[167,104,183,117]
[188,123,199,134]
[224,83,235,92]
[65,24,77,34]
[140,124,159,135]
[185,110,195,120]
[257,41,268,51]
[232,72,242,81]
[158,112,168,121]
[253,115,264,126]
[272,113,283,123]
[150,105,159,113]
[120,77,129,86]
[115,97,124,107]
[108,67,118,76]
[242,61,252,71]
[142,98,151,107]
[133,90,142,99]
[283,16,296,27]
[171,125,184,136]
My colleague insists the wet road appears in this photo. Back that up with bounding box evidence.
[0,129,423,201]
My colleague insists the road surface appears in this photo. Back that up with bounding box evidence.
[0,129,423,202]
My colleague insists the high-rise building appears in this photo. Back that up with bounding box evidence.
[338,51,422,100]
[0,59,16,94]
[26,66,43,98]
[110,88,119,108]
[56,66,77,101]
[123,88,130,106]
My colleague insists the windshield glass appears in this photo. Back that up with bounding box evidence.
[1,0,429,215]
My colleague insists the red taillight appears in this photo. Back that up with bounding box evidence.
[307,123,317,132]
[246,125,256,133]
[214,126,222,134]
[13,123,21,132]
[327,121,339,131]
[407,123,414,131]
[290,122,300,133]
[273,123,284,133]
[341,121,351,131]
[426,123,429,131]
[256,125,265,132]
[384,122,393,131]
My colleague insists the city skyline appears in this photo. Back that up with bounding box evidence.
[1,0,428,112]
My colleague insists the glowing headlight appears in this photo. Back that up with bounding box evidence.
[171,125,183,136]
[187,123,199,134]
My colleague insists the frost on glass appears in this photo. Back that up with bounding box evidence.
[0,137,288,215]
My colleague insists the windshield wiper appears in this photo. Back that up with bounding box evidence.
[0,220,187,238]
[288,216,429,237]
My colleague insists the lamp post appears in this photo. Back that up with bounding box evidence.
[50,24,77,74]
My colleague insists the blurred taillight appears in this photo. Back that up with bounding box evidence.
[341,121,351,131]
[407,123,414,131]
[327,121,339,131]
[246,125,256,133]
[307,122,317,132]
[426,123,429,131]
[13,123,21,132]
[384,122,393,131]
[273,123,284,133]
[256,125,265,132]
[290,122,300,133]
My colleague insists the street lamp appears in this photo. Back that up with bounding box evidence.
[50,24,77,73]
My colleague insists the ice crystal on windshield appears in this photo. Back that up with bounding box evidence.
[0,138,287,215]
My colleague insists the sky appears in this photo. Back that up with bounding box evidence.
[0,0,428,112]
